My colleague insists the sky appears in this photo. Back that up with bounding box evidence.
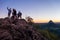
[0,0,60,23]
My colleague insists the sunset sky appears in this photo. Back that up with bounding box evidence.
[0,0,60,23]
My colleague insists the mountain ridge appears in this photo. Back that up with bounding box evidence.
[0,17,48,40]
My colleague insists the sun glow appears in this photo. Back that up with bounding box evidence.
[33,19,60,23]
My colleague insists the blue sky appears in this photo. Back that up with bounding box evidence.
[0,0,60,22]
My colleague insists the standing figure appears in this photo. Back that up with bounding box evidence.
[18,11,22,19]
[12,9,16,16]
[12,9,17,20]
[7,7,11,18]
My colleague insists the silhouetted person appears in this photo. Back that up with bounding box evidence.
[18,11,22,19]
[12,9,17,20]
[7,7,11,18]
[12,9,16,16]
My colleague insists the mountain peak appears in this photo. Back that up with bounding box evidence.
[48,20,54,24]
[0,17,47,40]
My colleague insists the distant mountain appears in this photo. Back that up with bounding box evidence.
[0,17,47,40]
[48,20,55,25]
[40,20,59,29]
[47,20,60,29]
[47,20,56,27]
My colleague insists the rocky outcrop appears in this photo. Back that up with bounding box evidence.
[0,17,48,40]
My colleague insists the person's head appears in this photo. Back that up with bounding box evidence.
[18,11,22,14]
[18,11,20,13]
[13,9,15,11]
[13,8,16,11]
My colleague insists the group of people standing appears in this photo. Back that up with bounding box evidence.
[7,7,22,19]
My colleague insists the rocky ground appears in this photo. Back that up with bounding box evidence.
[0,17,48,40]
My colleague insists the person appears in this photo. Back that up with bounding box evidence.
[18,11,22,19]
[12,9,17,16]
[7,7,11,18]
[12,9,17,20]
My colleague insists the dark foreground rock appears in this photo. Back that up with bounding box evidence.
[0,17,48,40]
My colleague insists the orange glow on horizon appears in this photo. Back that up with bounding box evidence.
[33,19,60,23]
[33,19,49,23]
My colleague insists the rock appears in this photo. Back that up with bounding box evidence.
[0,17,48,40]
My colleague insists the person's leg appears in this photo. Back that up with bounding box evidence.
[8,13,10,18]
[20,16,21,19]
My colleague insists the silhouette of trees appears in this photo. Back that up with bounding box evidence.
[25,16,34,25]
